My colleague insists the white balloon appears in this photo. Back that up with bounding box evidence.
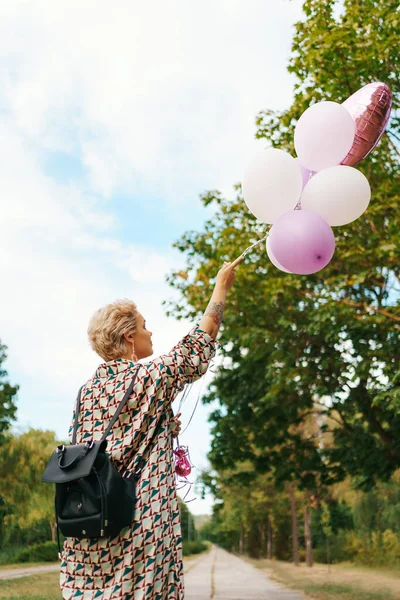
[242,149,303,224]
[266,237,292,273]
[301,165,371,226]
[294,101,355,172]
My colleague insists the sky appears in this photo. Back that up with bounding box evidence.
[0,0,304,514]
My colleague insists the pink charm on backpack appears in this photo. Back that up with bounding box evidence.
[174,446,192,478]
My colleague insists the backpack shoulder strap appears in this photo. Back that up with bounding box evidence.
[72,385,85,445]
[72,366,141,445]
[100,366,141,443]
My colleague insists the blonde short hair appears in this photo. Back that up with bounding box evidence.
[88,299,138,362]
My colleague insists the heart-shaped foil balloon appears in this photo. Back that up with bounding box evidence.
[341,82,392,167]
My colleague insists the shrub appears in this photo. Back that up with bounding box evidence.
[0,545,22,565]
[182,541,208,556]
[1,517,52,549]
[14,541,58,563]
[313,531,355,564]
[345,529,400,567]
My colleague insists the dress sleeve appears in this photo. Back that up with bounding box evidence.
[149,326,216,395]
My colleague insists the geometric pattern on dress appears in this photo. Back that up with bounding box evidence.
[60,327,216,600]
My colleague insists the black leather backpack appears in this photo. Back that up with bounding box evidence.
[42,367,164,559]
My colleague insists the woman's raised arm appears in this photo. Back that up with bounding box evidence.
[199,256,243,340]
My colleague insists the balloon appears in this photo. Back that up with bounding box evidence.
[269,210,335,275]
[242,149,303,224]
[266,237,292,273]
[294,101,355,172]
[301,166,371,226]
[341,82,392,167]
[300,163,314,190]
[295,158,314,190]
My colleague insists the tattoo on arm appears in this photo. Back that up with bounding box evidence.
[205,301,225,326]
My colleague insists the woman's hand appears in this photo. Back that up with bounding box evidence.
[215,256,244,292]
[171,412,182,438]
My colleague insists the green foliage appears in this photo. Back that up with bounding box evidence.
[0,341,18,552]
[346,529,400,567]
[0,545,22,565]
[0,520,53,552]
[320,502,334,539]
[0,429,62,545]
[0,341,18,446]
[178,497,197,542]
[0,429,66,557]
[167,0,400,494]
[199,469,293,559]
[167,0,400,566]
[312,499,354,544]
[182,540,208,556]
[352,474,400,534]
[313,530,355,564]
[13,541,58,563]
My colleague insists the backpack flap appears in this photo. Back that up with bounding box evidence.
[41,440,107,484]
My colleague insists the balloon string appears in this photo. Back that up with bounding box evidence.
[177,383,192,414]
[175,229,271,438]
[179,369,209,437]
[239,229,270,259]
[175,230,271,432]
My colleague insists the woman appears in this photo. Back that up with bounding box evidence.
[60,257,242,600]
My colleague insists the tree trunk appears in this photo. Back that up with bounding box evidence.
[0,518,3,549]
[286,482,299,566]
[267,517,273,560]
[326,535,331,574]
[258,522,266,558]
[304,506,313,567]
[239,523,244,554]
[50,521,57,542]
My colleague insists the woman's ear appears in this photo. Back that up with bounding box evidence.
[124,332,135,344]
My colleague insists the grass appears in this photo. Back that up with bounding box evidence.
[290,581,394,600]
[0,552,208,599]
[247,558,400,600]
[0,572,61,600]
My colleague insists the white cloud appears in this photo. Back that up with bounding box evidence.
[0,0,303,513]
[0,118,189,415]
[0,0,303,202]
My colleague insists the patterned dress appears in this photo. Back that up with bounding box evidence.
[60,327,215,600]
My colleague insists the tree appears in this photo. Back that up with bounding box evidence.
[0,341,19,546]
[0,341,18,445]
[167,0,400,497]
[178,497,196,542]
[199,466,292,558]
[0,429,61,542]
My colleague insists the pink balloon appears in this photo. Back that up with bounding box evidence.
[341,82,392,167]
[266,237,292,273]
[294,101,355,172]
[300,164,314,190]
[269,210,335,275]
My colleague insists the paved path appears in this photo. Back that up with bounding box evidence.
[0,547,305,599]
[0,564,59,580]
[185,546,305,600]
